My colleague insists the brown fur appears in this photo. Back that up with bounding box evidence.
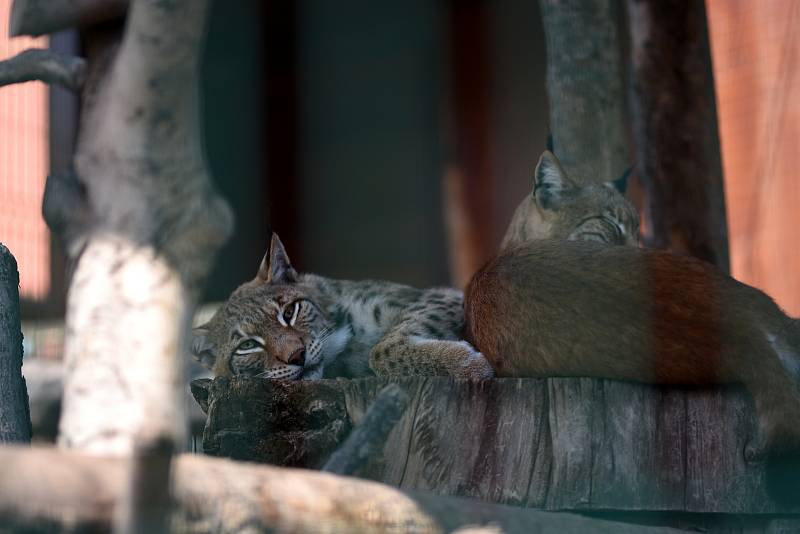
[464,240,800,458]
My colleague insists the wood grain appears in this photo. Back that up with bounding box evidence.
[195,376,800,518]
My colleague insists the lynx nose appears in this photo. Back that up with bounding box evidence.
[288,348,305,366]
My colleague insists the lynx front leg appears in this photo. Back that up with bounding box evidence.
[370,334,494,380]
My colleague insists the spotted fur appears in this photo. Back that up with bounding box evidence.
[191,234,494,380]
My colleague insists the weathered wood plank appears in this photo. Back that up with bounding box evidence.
[193,376,800,515]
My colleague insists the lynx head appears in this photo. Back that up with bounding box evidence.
[500,150,640,250]
[191,233,344,380]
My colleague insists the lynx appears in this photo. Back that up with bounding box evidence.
[501,150,639,251]
[464,239,800,468]
[192,233,494,380]
[191,150,640,381]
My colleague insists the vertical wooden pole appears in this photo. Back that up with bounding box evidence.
[628,0,730,271]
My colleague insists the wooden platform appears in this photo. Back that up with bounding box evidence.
[191,376,800,532]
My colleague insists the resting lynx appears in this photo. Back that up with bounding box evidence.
[192,233,493,380]
[501,150,639,250]
[191,150,640,380]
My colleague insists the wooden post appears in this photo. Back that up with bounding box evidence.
[0,246,31,444]
[627,0,730,271]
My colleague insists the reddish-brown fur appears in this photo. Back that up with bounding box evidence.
[464,240,800,459]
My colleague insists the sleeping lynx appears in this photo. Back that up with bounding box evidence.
[191,150,640,380]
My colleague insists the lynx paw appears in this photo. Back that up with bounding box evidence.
[456,352,495,380]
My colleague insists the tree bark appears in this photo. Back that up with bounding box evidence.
[54,0,232,455]
[627,0,730,271]
[0,246,31,444]
[0,445,685,534]
[9,0,128,37]
[538,0,629,184]
[194,376,800,515]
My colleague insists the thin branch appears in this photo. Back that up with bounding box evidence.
[322,384,410,476]
[10,0,128,37]
[0,49,86,91]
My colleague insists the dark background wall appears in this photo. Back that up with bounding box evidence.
[197,0,549,301]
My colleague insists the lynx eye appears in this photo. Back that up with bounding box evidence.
[281,300,301,327]
[235,339,262,353]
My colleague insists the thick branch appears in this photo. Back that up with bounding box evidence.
[0,446,681,533]
[0,49,86,91]
[323,384,410,476]
[9,0,128,37]
[0,246,30,443]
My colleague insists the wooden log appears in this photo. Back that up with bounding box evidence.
[627,0,729,271]
[9,0,128,37]
[0,245,31,444]
[193,377,800,516]
[0,445,685,533]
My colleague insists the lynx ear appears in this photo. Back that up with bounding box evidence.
[257,233,298,284]
[605,165,632,194]
[533,150,574,210]
[190,327,216,369]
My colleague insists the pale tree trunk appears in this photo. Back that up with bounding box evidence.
[2,0,231,528]
[539,0,629,184]
[0,246,31,444]
[627,0,729,271]
[52,0,232,456]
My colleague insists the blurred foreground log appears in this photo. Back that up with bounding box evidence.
[193,376,800,530]
[0,445,682,533]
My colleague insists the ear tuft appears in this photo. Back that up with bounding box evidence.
[257,233,298,284]
[534,150,573,210]
[190,327,216,369]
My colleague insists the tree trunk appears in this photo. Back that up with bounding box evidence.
[0,246,31,444]
[0,445,685,534]
[193,377,800,516]
[53,0,232,455]
[627,0,730,271]
[538,0,629,184]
